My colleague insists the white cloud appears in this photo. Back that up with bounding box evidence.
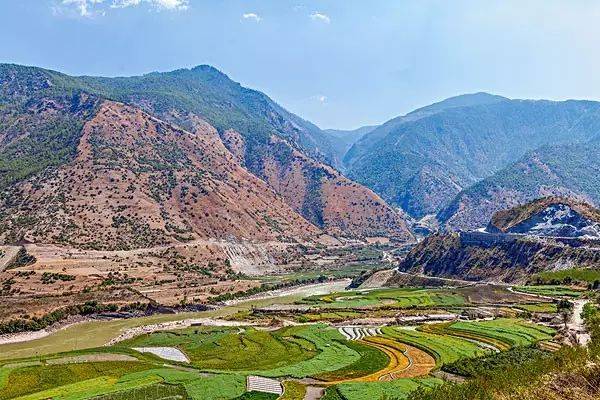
[152,0,188,10]
[110,0,141,8]
[61,0,104,17]
[57,0,188,17]
[310,94,327,104]
[310,11,330,24]
[112,0,188,10]
[242,12,261,22]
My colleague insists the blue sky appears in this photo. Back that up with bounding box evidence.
[1,1,600,129]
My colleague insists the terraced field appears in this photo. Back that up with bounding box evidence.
[441,319,556,348]
[121,326,318,372]
[513,285,584,298]
[381,327,489,365]
[0,285,564,400]
[302,288,466,310]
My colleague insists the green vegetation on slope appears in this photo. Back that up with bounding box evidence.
[441,346,551,377]
[329,377,443,400]
[302,288,465,310]
[0,361,154,399]
[381,327,488,366]
[529,268,600,287]
[121,326,316,372]
[514,285,584,298]
[315,340,390,381]
[443,318,555,347]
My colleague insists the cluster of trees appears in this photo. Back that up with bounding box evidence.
[0,301,118,334]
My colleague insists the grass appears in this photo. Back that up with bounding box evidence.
[0,288,325,361]
[302,288,465,310]
[84,383,189,400]
[443,318,555,348]
[0,361,154,399]
[513,285,584,298]
[254,325,361,378]
[529,268,600,285]
[121,324,366,378]
[280,381,306,400]
[315,340,390,381]
[122,326,317,371]
[331,377,443,400]
[515,303,558,313]
[441,346,551,377]
[232,392,278,400]
[381,327,488,366]
[0,361,250,400]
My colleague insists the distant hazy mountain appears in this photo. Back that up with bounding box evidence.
[323,125,377,165]
[439,140,600,231]
[0,64,412,247]
[344,93,600,218]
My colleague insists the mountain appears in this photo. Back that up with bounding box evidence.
[394,199,600,283]
[487,197,600,238]
[439,141,600,231]
[0,99,322,249]
[343,93,600,218]
[0,64,412,246]
[323,125,377,164]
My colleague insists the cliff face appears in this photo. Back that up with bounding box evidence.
[487,197,600,238]
[396,233,600,283]
[394,198,600,283]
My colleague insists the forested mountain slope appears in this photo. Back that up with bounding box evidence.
[344,93,600,218]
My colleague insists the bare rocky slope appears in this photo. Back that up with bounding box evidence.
[0,101,320,250]
[393,198,600,283]
[0,64,413,248]
[487,197,600,237]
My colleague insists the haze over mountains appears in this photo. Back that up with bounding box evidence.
[341,93,600,228]
[1,63,600,250]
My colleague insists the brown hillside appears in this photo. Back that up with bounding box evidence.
[0,101,320,250]
[222,134,413,241]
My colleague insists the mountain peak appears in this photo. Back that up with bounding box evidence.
[408,92,509,116]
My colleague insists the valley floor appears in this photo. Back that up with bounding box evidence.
[0,270,596,400]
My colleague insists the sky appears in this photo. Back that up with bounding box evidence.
[1,1,600,129]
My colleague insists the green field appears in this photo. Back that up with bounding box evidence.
[442,318,555,347]
[314,340,389,381]
[120,324,368,379]
[121,326,317,372]
[515,303,558,313]
[529,268,600,285]
[0,364,248,400]
[513,285,584,298]
[381,327,488,365]
[301,288,466,310]
[328,377,443,400]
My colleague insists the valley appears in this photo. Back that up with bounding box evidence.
[1,63,599,400]
[0,271,596,400]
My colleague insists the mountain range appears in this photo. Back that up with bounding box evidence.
[2,63,600,251]
[342,93,600,223]
[0,64,412,249]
